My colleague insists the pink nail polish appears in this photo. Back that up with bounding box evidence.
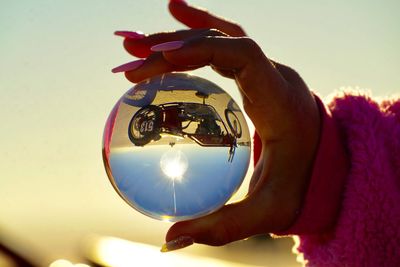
[169,0,188,5]
[160,236,194,252]
[111,59,145,73]
[114,31,145,39]
[151,41,184,52]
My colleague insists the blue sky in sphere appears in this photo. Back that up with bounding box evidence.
[110,145,250,220]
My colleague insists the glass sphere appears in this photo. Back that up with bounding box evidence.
[103,73,251,222]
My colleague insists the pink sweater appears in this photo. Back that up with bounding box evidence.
[254,92,400,266]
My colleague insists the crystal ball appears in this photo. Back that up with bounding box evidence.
[103,73,251,222]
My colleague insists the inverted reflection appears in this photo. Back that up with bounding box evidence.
[103,73,251,221]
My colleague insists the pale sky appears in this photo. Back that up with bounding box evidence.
[0,0,399,264]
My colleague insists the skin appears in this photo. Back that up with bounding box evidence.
[117,1,321,247]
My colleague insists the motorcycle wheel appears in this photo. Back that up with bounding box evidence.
[225,109,242,138]
[128,105,162,146]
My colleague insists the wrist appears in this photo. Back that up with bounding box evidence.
[273,95,350,235]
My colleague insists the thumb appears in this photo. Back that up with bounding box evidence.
[165,197,263,246]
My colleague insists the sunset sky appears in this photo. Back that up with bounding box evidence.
[0,0,399,265]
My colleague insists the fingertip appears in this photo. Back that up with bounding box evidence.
[168,0,187,15]
[124,71,142,84]
[161,236,194,252]
[169,0,188,5]
[165,220,193,242]
[168,0,203,29]
[168,0,246,37]
[111,59,145,73]
[150,41,184,52]
[123,38,151,58]
[114,30,145,39]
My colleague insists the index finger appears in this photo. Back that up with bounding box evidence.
[169,0,246,37]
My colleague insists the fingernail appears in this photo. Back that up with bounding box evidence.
[114,31,145,39]
[151,41,184,52]
[111,59,145,73]
[169,0,188,5]
[160,236,194,252]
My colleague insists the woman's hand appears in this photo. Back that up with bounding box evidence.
[113,0,321,251]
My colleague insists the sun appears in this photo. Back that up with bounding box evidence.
[160,149,188,181]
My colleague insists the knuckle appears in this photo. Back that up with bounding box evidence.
[275,63,299,77]
[124,71,141,83]
[230,23,246,36]
[205,28,227,37]
[237,37,263,58]
[274,62,306,87]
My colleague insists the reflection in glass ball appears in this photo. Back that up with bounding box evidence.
[103,73,251,222]
[160,149,188,181]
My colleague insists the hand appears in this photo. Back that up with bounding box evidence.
[113,0,321,250]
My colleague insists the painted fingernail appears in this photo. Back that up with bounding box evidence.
[111,59,145,73]
[114,31,145,39]
[169,0,188,5]
[151,41,184,52]
[160,236,194,252]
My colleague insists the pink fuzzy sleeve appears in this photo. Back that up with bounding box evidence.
[295,94,400,266]
[254,93,400,266]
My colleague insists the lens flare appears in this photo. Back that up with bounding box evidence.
[160,149,188,181]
